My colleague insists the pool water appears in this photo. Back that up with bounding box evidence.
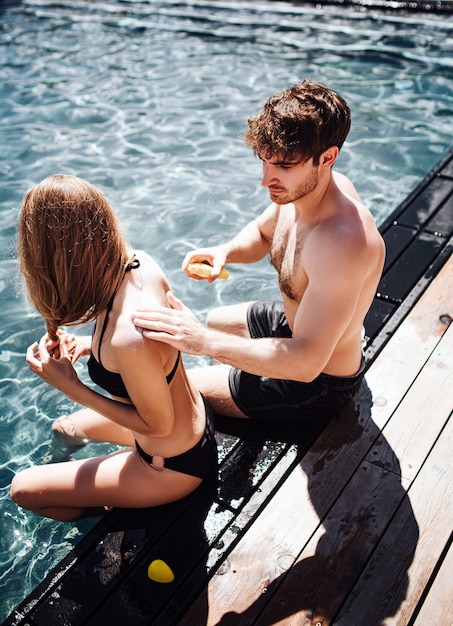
[0,0,452,620]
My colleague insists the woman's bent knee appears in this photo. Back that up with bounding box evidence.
[10,470,35,511]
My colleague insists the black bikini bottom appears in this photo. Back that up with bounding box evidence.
[134,398,217,480]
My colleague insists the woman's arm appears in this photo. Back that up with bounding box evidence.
[27,333,174,438]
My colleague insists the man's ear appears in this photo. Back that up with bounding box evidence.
[320,146,339,169]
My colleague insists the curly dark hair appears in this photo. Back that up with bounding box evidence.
[244,80,351,166]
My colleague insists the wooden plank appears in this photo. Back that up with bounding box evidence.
[333,415,453,626]
[424,192,453,237]
[368,322,453,486]
[378,231,443,301]
[179,360,450,625]
[3,424,300,624]
[330,326,453,623]
[381,224,417,271]
[253,461,414,625]
[162,445,303,626]
[363,297,396,343]
[412,539,453,626]
[177,462,320,626]
[27,491,219,626]
[178,378,395,624]
[80,444,301,626]
[397,175,453,229]
[365,253,453,431]
[377,149,453,235]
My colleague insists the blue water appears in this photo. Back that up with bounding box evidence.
[1,0,452,620]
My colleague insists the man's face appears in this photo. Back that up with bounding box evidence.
[259,152,319,205]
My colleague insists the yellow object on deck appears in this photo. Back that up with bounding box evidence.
[147,559,175,583]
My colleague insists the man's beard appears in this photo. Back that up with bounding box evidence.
[269,168,319,204]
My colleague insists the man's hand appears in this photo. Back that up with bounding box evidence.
[132,291,210,355]
[182,246,228,283]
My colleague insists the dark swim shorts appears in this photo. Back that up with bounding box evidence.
[228,301,365,421]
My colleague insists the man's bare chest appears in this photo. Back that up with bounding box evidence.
[270,215,312,302]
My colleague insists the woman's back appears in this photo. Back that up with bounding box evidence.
[90,250,207,458]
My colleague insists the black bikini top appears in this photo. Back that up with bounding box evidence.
[87,257,180,398]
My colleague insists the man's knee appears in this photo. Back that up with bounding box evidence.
[206,302,252,336]
[206,305,230,330]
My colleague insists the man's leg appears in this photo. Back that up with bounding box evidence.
[189,364,248,418]
[206,301,254,336]
[189,301,253,418]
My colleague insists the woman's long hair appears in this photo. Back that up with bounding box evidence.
[18,174,132,340]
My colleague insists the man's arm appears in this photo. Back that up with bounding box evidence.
[221,203,277,263]
[132,295,326,382]
[182,204,277,281]
[133,224,369,382]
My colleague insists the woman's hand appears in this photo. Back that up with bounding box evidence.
[46,331,91,364]
[26,333,83,397]
[64,333,91,363]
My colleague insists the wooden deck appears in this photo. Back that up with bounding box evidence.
[3,147,453,625]
[180,255,453,626]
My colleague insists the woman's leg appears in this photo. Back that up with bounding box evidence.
[52,408,135,447]
[10,449,201,521]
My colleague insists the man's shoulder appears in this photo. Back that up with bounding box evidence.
[332,170,361,202]
[307,207,382,270]
[313,209,366,245]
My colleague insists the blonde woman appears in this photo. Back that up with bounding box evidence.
[11,174,217,521]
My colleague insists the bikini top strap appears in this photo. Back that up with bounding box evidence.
[166,351,181,384]
[97,255,141,363]
[97,296,115,362]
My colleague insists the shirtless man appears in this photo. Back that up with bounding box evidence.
[132,80,385,422]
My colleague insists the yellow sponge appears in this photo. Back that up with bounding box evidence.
[187,262,229,280]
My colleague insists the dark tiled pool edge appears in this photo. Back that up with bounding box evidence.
[290,0,453,13]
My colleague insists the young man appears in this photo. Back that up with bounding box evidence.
[133,80,385,422]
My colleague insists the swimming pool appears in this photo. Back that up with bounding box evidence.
[1,0,452,620]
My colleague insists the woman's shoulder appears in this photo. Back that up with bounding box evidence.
[116,251,171,332]
[134,250,170,286]
[134,249,163,272]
